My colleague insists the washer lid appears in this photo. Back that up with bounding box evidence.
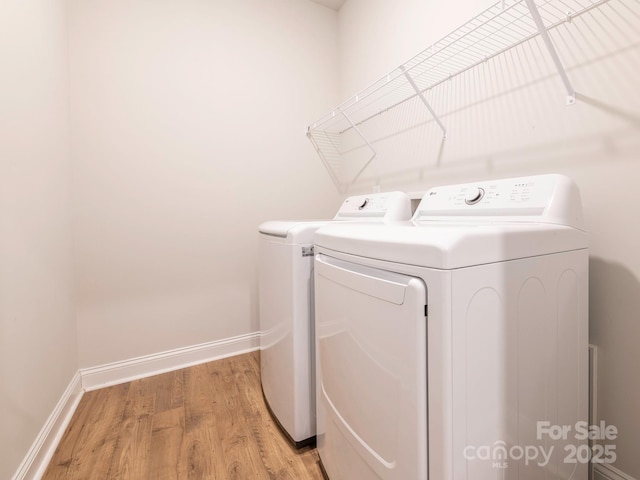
[259,220,330,243]
[314,221,588,269]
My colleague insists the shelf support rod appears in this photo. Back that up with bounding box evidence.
[524,0,576,105]
[306,130,344,191]
[338,107,378,185]
[400,66,447,137]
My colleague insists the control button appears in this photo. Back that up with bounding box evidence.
[465,187,485,205]
[358,198,369,210]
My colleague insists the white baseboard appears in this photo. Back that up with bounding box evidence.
[11,371,83,480]
[80,332,260,391]
[594,463,638,480]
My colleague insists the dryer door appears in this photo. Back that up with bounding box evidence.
[315,253,428,480]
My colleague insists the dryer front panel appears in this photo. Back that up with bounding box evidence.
[314,253,428,480]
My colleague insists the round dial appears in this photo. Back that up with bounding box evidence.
[464,187,484,205]
[358,198,369,210]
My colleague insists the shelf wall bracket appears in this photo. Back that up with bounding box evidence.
[400,66,448,137]
[525,0,576,106]
[339,107,378,185]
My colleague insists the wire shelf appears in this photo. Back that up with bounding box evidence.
[307,0,614,191]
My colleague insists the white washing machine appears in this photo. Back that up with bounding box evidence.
[314,174,589,479]
[258,192,411,447]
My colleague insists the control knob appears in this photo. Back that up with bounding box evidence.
[464,187,484,205]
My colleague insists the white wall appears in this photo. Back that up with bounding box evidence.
[68,0,341,368]
[338,0,494,99]
[338,0,640,477]
[0,1,77,478]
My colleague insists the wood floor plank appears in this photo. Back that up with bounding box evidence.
[229,352,324,480]
[106,376,157,479]
[42,389,101,479]
[45,383,130,479]
[155,369,184,414]
[150,406,185,479]
[180,363,225,479]
[207,356,273,479]
[42,352,325,480]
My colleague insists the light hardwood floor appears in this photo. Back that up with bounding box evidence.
[43,352,325,479]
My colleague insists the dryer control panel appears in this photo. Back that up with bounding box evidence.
[413,174,585,230]
[334,191,411,221]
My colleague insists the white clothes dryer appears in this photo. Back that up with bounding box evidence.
[314,174,589,479]
[258,192,411,447]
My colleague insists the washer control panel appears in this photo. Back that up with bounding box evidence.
[413,174,584,229]
[419,178,548,211]
[334,191,411,221]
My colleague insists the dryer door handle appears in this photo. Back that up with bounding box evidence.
[315,253,413,305]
